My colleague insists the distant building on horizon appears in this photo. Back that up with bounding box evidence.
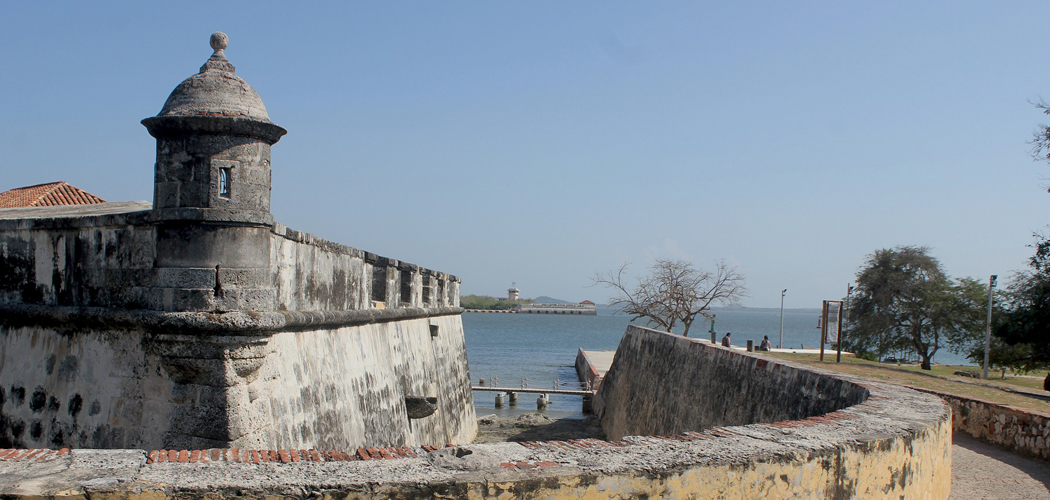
[518,300,597,315]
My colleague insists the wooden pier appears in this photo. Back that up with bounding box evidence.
[471,386,594,396]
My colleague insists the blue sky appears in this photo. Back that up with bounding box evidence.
[2,2,1049,308]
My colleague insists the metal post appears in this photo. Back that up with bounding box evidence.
[983,275,997,380]
[779,289,787,349]
[820,300,828,362]
[836,301,844,363]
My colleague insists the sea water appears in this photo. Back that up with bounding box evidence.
[463,307,972,418]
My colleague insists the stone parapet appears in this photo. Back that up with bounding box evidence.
[0,213,459,313]
[272,223,458,311]
[595,326,871,439]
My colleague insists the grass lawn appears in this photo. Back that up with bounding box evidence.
[766,352,1050,415]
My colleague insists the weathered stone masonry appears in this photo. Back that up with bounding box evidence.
[0,33,475,451]
[0,325,953,499]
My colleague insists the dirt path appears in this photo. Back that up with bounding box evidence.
[950,432,1050,499]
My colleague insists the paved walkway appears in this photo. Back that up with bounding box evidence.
[950,432,1050,499]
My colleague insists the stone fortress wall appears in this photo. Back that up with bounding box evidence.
[0,207,474,451]
[0,324,952,499]
[0,33,475,452]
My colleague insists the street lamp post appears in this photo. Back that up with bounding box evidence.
[778,289,787,349]
[983,275,998,380]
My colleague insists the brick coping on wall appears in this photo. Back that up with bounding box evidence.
[0,404,879,469]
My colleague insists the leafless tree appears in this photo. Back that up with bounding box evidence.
[1031,100,1050,192]
[593,259,747,337]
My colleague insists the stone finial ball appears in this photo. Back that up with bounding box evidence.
[210,32,229,52]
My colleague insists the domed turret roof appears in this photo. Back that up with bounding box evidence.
[155,32,273,123]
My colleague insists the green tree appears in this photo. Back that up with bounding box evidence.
[968,336,1039,377]
[990,233,1050,369]
[846,246,985,370]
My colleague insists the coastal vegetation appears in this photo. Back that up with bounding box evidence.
[981,232,1050,374]
[592,259,747,337]
[460,294,534,310]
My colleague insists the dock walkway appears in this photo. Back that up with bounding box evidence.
[471,386,593,396]
[575,349,616,391]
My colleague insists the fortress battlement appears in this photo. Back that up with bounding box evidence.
[0,33,475,452]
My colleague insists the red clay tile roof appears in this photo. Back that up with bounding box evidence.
[0,182,106,208]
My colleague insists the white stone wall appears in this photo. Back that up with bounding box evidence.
[228,314,476,449]
[272,227,369,311]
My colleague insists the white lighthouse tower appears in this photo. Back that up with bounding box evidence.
[507,282,520,301]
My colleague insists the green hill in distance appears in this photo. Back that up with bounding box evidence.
[532,296,572,304]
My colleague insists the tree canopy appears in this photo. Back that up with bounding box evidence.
[593,259,747,337]
[460,294,533,310]
[989,233,1050,370]
[846,246,985,370]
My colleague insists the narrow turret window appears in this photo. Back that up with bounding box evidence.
[219,168,231,198]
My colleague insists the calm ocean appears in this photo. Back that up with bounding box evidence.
[464,307,972,418]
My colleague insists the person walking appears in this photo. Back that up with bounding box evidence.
[721,332,732,347]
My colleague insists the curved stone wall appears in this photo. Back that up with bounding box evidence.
[0,325,952,499]
[595,325,871,440]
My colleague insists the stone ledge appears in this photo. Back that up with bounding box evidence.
[0,304,464,334]
[0,202,153,228]
[272,222,459,284]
